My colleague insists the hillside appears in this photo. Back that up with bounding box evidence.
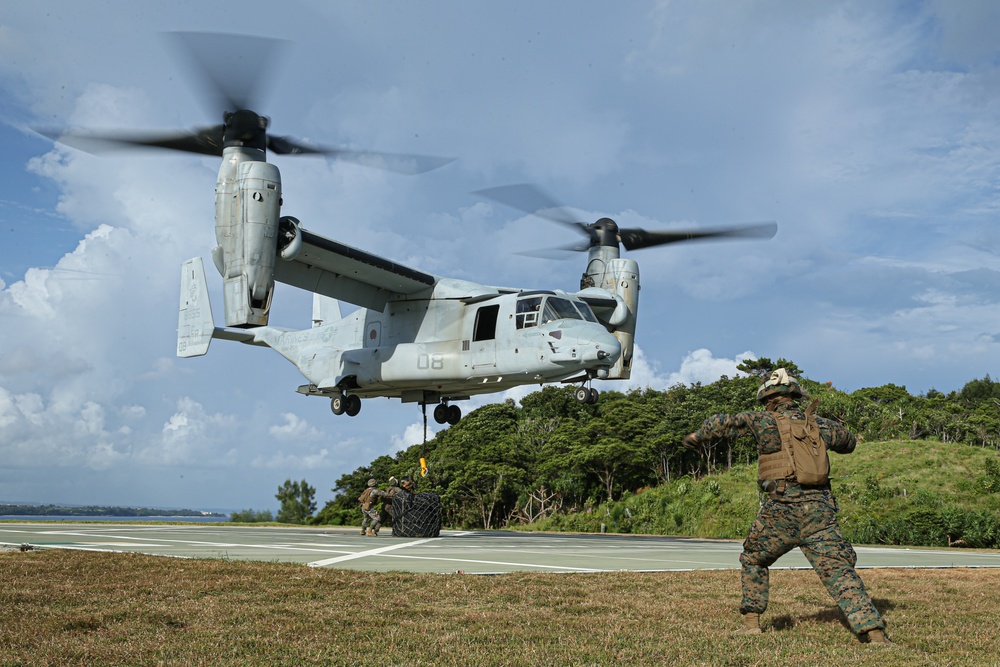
[310,371,1000,548]
[524,439,1000,548]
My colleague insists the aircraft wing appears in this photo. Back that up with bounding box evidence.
[273,228,437,310]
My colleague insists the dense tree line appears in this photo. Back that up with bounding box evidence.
[311,360,1000,537]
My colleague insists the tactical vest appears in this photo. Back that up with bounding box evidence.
[757,399,830,487]
[358,487,373,510]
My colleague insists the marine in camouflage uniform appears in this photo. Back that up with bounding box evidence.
[684,369,890,644]
[382,477,402,522]
[359,478,388,536]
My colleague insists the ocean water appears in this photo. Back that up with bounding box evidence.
[0,515,231,523]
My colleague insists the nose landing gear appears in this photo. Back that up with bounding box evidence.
[574,385,599,405]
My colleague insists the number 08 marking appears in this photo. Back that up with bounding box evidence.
[417,353,445,370]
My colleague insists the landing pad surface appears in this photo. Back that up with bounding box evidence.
[3,523,999,574]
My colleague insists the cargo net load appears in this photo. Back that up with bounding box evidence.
[391,492,441,537]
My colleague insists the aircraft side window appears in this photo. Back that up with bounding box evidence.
[473,304,500,341]
[515,297,542,329]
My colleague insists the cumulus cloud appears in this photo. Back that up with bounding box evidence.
[268,412,323,442]
[251,448,332,470]
[138,397,238,468]
[391,421,442,454]
[665,349,755,387]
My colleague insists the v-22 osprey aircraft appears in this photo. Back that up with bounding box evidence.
[178,194,638,425]
[47,32,776,426]
[176,171,774,426]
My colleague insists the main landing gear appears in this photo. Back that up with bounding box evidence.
[432,402,462,425]
[574,385,599,405]
[330,393,361,417]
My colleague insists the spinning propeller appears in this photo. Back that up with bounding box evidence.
[39,32,453,174]
[474,184,777,255]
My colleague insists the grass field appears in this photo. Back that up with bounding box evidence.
[2,548,998,666]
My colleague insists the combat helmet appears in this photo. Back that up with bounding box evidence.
[757,368,803,403]
[367,478,377,488]
[388,476,398,487]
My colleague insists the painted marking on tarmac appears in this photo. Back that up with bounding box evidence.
[308,538,438,568]
[376,553,606,572]
[9,530,353,556]
[81,542,165,547]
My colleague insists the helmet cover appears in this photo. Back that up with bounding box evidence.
[757,368,803,403]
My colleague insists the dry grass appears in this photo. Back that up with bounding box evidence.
[2,549,998,666]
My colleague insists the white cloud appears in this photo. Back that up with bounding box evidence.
[139,397,238,467]
[269,412,322,442]
[665,349,755,387]
[251,448,332,471]
[391,421,442,454]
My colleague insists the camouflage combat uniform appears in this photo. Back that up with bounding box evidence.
[359,479,388,536]
[687,396,886,637]
[382,477,403,522]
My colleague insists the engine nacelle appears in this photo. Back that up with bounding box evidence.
[581,256,639,380]
[214,158,282,326]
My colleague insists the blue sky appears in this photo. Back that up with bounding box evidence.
[1,1,998,512]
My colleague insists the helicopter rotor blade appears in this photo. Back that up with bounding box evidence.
[619,221,778,251]
[163,31,289,118]
[474,183,777,257]
[267,135,454,173]
[37,126,226,156]
[473,184,589,229]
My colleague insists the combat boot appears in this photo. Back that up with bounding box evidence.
[733,613,762,635]
[863,629,891,645]
[367,528,376,536]
[359,528,367,536]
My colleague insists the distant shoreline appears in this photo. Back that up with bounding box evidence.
[0,504,226,518]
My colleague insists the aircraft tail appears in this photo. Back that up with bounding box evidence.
[312,293,342,327]
[177,257,215,357]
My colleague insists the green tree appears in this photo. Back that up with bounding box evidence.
[960,375,1000,406]
[736,357,803,378]
[229,508,274,523]
[275,479,317,524]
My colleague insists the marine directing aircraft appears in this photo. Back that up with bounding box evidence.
[45,32,777,425]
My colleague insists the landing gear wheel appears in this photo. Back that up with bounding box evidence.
[575,387,591,404]
[345,394,362,417]
[446,404,462,425]
[331,394,347,415]
[589,388,599,404]
[433,403,449,424]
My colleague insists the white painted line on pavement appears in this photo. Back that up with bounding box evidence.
[308,538,438,567]
[374,553,606,572]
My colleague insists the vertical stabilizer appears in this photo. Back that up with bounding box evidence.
[312,294,342,327]
[177,257,215,357]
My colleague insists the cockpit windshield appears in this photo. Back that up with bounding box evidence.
[516,295,599,329]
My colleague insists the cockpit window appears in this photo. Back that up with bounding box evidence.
[573,301,599,323]
[517,295,595,329]
[541,297,582,325]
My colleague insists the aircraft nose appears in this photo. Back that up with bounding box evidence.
[583,329,622,364]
